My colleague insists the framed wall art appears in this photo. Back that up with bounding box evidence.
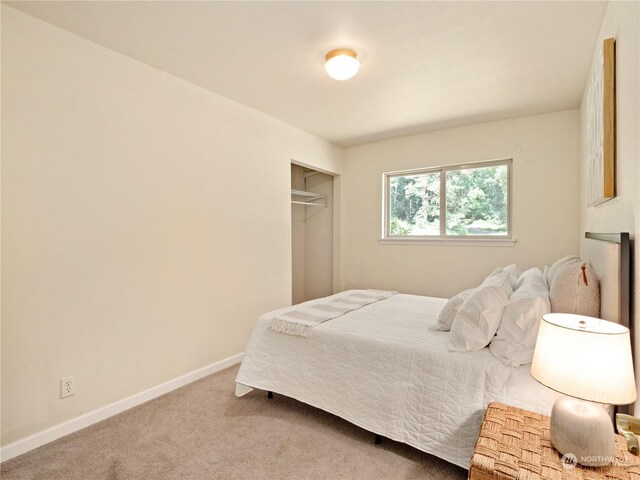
[586,38,616,206]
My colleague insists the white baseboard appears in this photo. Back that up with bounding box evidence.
[0,352,243,463]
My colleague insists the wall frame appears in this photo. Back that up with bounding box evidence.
[586,37,616,206]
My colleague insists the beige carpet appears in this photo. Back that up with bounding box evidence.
[1,365,468,480]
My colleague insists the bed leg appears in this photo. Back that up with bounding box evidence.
[267,391,273,399]
[374,434,381,445]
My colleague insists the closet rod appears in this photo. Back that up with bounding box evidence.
[291,189,326,200]
[291,200,326,207]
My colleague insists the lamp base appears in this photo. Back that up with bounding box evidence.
[549,396,614,467]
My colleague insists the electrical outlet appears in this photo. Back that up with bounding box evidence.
[61,376,75,398]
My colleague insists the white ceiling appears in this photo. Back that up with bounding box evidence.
[6,1,607,147]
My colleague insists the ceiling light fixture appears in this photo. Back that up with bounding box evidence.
[325,48,360,81]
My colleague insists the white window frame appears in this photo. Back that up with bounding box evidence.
[381,158,515,246]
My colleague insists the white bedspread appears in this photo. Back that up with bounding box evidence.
[235,292,560,469]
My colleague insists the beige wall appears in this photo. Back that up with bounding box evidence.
[341,110,581,298]
[578,0,640,412]
[0,6,342,446]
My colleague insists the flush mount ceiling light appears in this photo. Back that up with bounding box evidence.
[325,48,360,81]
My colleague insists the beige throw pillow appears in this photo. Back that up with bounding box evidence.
[549,261,600,317]
[545,255,579,288]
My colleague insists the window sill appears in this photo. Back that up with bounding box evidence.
[379,237,516,247]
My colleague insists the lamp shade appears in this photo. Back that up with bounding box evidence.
[531,313,637,405]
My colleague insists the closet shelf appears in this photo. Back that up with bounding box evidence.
[291,189,327,207]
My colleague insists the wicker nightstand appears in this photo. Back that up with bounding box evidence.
[470,403,640,480]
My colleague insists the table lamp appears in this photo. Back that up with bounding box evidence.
[531,313,637,467]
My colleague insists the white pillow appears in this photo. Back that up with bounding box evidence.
[448,285,510,352]
[483,264,521,290]
[432,289,474,331]
[433,264,519,333]
[481,268,516,298]
[490,269,550,367]
[516,267,545,289]
[549,261,600,317]
[502,264,523,288]
[545,255,579,287]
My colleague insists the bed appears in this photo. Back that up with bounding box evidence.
[235,233,630,469]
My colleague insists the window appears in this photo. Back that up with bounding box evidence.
[383,159,512,244]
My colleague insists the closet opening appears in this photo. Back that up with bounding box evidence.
[291,163,334,304]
